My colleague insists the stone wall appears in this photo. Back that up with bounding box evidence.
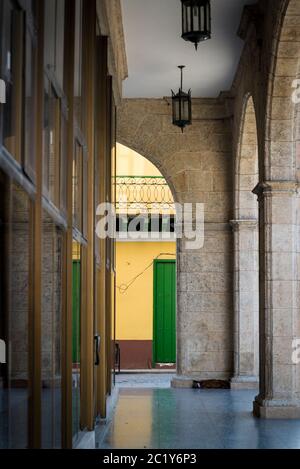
[118,98,235,379]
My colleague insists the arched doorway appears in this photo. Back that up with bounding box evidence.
[231,95,259,389]
[115,143,178,374]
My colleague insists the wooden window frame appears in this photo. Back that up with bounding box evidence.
[42,2,69,214]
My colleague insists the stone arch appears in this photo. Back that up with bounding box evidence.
[265,0,300,181]
[231,94,259,389]
[117,136,179,205]
[235,95,259,220]
[253,0,300,418]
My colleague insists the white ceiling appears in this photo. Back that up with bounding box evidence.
[121,0,257,98]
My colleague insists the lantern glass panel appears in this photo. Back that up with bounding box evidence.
[182,98,189,122]
[183,6,187,33]
[208,3,211,30]
[174,98,180,122]
[193,6,199,31]
[187,6,192,32]
[200,6,205,30]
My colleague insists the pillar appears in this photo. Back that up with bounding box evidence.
[253,181,300,418]
[230,219,259,389]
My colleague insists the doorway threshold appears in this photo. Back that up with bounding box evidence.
[119,369,176,374]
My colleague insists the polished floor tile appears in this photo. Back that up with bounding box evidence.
[97,386,300,449]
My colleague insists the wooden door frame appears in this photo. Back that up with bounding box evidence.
[95,35,109,419]
[153,259,176,367]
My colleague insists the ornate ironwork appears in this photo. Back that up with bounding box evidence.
[116,176,175,213]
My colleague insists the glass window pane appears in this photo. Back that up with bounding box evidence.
[43,79,51,193]
[55,0,65,88]
[0,172,31,449]
[44,0,56,71]
[41,213,63,449]
[60,114,68,216]
[72,141,83,232]
[72,241,81,442]
[74,0,83,126]
[24,25,37,182]
[44,0,65,88]
[48,91,57,201]
[1,3,23,162]
[43,81,60,205]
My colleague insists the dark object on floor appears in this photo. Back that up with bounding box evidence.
[193,379,230,389]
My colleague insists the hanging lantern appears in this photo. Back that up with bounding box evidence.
[171,66,192,132]
[181,0,211,50]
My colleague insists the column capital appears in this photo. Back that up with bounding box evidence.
[230,219,258,232]
[252,181,299,201]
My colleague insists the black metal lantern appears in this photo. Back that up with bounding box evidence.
[171,66,192,132]
[181,0,211,50]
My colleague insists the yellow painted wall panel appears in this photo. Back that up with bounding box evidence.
[116,242,176,340]
[117,143,161,177]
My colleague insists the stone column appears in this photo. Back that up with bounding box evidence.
[253,181,300,418]
[230,219,259,389]
[173,221,234,389]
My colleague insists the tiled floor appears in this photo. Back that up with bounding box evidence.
[97,387,300,449]
[115,373,174,389]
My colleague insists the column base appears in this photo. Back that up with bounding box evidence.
[230,376,259,390]
[253,397,300,419]
[171,376,194,389]
[171,373,232,389]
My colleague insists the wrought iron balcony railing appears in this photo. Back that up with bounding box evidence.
[116,176,175,213]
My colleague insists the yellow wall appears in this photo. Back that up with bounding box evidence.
[116,144,175,216]
[117,143,161,177]
[116,241,176,340]
[72,241,81,260]
[116,145,176,342]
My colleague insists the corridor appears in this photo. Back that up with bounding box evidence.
[1,0,300,451]
[98,388,300,450]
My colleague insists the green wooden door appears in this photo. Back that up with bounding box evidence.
[153,260,176,364]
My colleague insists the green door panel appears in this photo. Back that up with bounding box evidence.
[153,260,176,364]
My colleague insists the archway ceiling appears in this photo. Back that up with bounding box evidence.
[121,0,257,98]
